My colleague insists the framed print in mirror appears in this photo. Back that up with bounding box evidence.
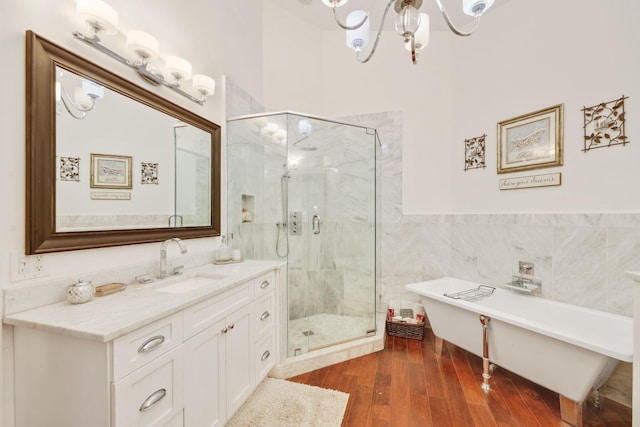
[497,104,563,174]
[90,153,132,189]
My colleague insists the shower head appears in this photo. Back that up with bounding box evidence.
[293,135,317,151]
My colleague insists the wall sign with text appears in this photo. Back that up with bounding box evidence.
[499,173,562,190]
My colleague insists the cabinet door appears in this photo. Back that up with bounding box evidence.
[183,318,226,427]
[225,304,254,419]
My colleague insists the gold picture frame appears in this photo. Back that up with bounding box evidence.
[497,104,563,174]
[90,153,133,189]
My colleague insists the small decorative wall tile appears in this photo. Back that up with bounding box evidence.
[464,134,486,171]
[582,95,629,151]
[141,162,158,184]
[59,156,80,181]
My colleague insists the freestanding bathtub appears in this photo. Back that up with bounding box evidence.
[406,277,633,427]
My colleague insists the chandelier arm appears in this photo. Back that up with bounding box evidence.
[332,7,370,30]
[59,83,95,116]
[410,35,417,64]
[355,0,396,63]
[60,96,88,120]
[433,0,480,37]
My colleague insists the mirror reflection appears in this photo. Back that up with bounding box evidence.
[55,67,212,232]
[25,30,220,254]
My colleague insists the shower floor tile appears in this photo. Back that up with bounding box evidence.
[288,313,375,356]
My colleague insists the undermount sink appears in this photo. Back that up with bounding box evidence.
[154,273,230,294]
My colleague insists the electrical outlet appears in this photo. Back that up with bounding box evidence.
[10,252,48,281]
[33,255,44,273]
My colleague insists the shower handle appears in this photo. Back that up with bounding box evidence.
[312,214,321,235]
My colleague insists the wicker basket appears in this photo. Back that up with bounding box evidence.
[386,320,425,340]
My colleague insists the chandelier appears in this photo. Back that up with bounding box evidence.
[322,0,495,64]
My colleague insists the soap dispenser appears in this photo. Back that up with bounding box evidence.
[216,235,231,262]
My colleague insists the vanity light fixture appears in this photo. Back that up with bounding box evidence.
[72,0,216,105]
[324,0,494,64]
[56,76,105,120]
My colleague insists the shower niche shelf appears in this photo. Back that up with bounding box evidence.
[241,194,255,223]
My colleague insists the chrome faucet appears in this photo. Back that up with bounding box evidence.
[159,238,188,278]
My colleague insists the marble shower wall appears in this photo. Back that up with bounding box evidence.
[226,98,378,322]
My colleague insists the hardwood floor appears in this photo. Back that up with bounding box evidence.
[288,329,632,426]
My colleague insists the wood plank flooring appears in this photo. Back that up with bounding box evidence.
[288,328,632,426]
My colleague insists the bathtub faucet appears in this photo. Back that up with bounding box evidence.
[507,275,541,293]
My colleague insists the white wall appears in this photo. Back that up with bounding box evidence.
[450,0,640,213]
[265,0,640,215]
[262,1,325,115]
[318,30,456,214]
[0,1,264,424]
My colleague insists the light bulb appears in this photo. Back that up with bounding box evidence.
[76,0,118,35]
[74,87,94,110]
[321,0,349,7]
[346,10,369,51]
[462,0,495,17]
[165,56,192,81]
[127,30,159,61]
[192,74,216,97]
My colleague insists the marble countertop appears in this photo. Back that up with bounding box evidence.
[2,260,284,343]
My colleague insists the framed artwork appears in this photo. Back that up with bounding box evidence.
[497,104,563,174]
[90,153,132,189]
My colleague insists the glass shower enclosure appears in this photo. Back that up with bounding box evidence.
[227,112,379,357]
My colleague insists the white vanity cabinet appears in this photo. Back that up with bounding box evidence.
[7,264,280,427]
[182,282,254,426]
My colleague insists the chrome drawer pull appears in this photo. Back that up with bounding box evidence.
[221,327,228,334]
[228,323,235,330]
[261,350,271,361]
[260,280,270,289]
[139,388,166,412]
[260,311,270,321]
[137,335,165,353]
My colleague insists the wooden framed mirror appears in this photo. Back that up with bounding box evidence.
[26,30,221,254]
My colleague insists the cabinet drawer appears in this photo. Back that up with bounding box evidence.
[112,346,184,427]
[254,271,275,298]
[253,292,275,336]
[254,330,276,383]
[183,282,251,339]
[113,312,183,381]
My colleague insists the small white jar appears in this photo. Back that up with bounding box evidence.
[66,280,95,304]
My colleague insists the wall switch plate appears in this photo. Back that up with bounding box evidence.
[10,252,47,281]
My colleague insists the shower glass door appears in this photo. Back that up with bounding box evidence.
[285,114,377,356]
